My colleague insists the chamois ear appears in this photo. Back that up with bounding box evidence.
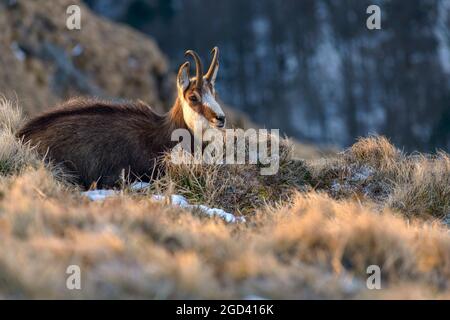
[208,61,219,87]
[177,61,190,92]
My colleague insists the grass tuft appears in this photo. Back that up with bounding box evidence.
[0,98,449,299]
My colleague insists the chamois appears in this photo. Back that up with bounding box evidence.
[17,48,225,188]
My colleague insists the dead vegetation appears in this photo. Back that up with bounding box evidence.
[150,137,310,216]
[309,136,450,220]
[0,99,449,299]
[0,97,39,175]
[0,169,449,299]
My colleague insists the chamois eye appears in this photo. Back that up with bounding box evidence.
[189,94,199,103]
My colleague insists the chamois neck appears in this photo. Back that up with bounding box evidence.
[163,98,188,134]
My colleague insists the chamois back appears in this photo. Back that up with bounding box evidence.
[18,98,180,187]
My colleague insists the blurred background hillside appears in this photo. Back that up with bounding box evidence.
[85,0,450,152]
[1,0,450,152]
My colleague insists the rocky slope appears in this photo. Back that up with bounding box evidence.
[0,0,174,115]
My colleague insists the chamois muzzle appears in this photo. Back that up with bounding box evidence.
[213,115,226,128]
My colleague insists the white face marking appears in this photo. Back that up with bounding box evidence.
[201,86,224,118]
[180,97,209,133]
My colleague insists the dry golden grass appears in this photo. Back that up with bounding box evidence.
[0,171,449,299]
[388,152,450,219]
[150,137,310,216]
[0,99,449,299]
[0,97,39,175]
[309,136,450,219]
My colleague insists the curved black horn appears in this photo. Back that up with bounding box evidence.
[184,50,203,89]
[205,47,219,82]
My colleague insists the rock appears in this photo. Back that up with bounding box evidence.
[0,0,173,115]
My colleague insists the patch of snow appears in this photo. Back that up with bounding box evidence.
[150,194,164,202]
[82,189,117,201]
[82,187,245,224]
[151,194,189,207]
[169,194,190,207]
[197,205,244,223]
[71,44,84,57]
[10,42,26,61]
[151,194,245,224]
[130,181,151,191]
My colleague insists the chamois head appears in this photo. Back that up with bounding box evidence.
[177,47,225,133]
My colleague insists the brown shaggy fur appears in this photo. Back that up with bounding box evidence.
[17,98,188,188]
